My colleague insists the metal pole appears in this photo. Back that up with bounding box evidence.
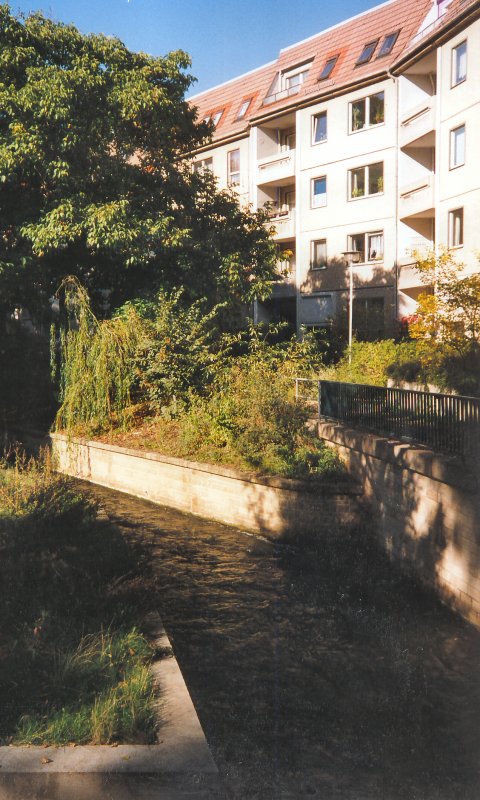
[348,258,353,365]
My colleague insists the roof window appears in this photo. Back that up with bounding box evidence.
[377,31,400,58]
[356,39,379,66]
[212,109,224,126]
[318,56,338,81]
[236,98,252,120]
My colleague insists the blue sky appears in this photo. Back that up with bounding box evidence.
[12,0,382,94]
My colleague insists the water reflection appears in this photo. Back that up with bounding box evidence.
[85,483,480,800]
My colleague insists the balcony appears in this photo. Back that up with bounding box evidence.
[398,263,425,293]
[267,209,296,241]
[399,175,435,221]
[399,99,436,149]
[257,150,295,187]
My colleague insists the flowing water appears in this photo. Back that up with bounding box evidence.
[86,482,480,800]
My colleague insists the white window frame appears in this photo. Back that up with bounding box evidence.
[312,111,327,145]
[311,239,327,270]
[349,91,385,133]
[450,124,466,169]
[236,98,252,120]
[212,110,224,126]
[193,157,213,174]
[449,208,464,248]
[283,64,310,93]
[227,149,241,186]
[347,231,384,264]
[348,162,383,200]
[311,176,327,208]
[451,40,467,87]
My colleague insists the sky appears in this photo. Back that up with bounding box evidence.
[12,0,383,95]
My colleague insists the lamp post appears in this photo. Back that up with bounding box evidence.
[341,250,361,364]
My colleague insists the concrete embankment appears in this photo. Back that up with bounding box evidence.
[317,420,480,628]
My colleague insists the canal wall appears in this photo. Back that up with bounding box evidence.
[49,433,363,540]
[316,420,480,628]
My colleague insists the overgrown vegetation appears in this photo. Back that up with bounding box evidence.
[52,281,344,479]
[0,449,157,745]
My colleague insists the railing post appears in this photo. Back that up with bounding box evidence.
[295,378,299,403]
[318,381,321,419]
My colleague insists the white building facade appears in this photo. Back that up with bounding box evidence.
[189,0,480,338]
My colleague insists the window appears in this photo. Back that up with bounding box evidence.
[212,109,224,126]
[281,129,296,150]
[227,149,240,186]
[353,297,385,340]
[452,41,467,86]
[350,92,384,132]
[347,231,384,263]
[377,31,400,58]
[311,239,327,270]
[263,61,312,104]
[285,68,309,91]
[193,157,213,174]
[349,162,383,199]
[450,124,465,168]
[318,56,338,81]
[312,176,327,208]
[312,111,327,144]
[449,208,464,247]
[236,98,252,120]
[356,39,379,65]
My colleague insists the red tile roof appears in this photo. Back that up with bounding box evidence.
[189,0,434,145]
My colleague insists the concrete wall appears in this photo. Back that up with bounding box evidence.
[50,434,362,540]
[317,420,480,627]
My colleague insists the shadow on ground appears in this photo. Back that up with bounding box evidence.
[84,482,480,800]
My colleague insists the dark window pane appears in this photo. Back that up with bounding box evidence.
[356,40,379,65]
[369,92,384,125]
[351,99,366,131]
[377,31,400,58]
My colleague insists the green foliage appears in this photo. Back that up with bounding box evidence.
[178,350,344,479]
[322,339,403,386]
[120,291,230,414]
[0,5,276,318]
[53,277,142,432]
[0,449,157,744]
[13,631,155,746]
[411,249,480,359]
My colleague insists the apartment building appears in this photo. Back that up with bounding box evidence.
[189,0,480,339]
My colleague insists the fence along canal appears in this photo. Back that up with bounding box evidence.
[295,378,480,462]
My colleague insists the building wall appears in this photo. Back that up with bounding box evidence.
[190,3,480,335]
[437,18,480,272]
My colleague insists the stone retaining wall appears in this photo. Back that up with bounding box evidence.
[317,420,480,627]
[50,433,363,540]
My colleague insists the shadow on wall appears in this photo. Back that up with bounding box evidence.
[299,256,398,340]
[319,422,480,625]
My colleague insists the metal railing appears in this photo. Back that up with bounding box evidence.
[294,378,480,462]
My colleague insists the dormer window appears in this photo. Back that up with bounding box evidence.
[356,39,379,65]
[212,109,224,126]
[377,31,400,58]
[263,61,312,105]
[236,98,252,120]
[284,65,310,93]
[318,56,338,81]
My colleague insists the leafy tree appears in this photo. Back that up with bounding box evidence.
[0,5,276,321]
[410,249,480,358]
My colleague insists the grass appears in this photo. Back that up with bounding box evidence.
[97,415,346,481]
[0,449,158,745]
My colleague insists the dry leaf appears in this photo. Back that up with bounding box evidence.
[40,757,52,765]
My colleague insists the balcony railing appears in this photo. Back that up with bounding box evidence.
[257,150,296,186]
[399,175,435,220]
[295,379,480,462]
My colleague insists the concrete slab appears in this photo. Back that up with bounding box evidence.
[0,614,224,799]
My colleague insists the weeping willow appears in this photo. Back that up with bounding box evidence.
[52,278,142,433]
